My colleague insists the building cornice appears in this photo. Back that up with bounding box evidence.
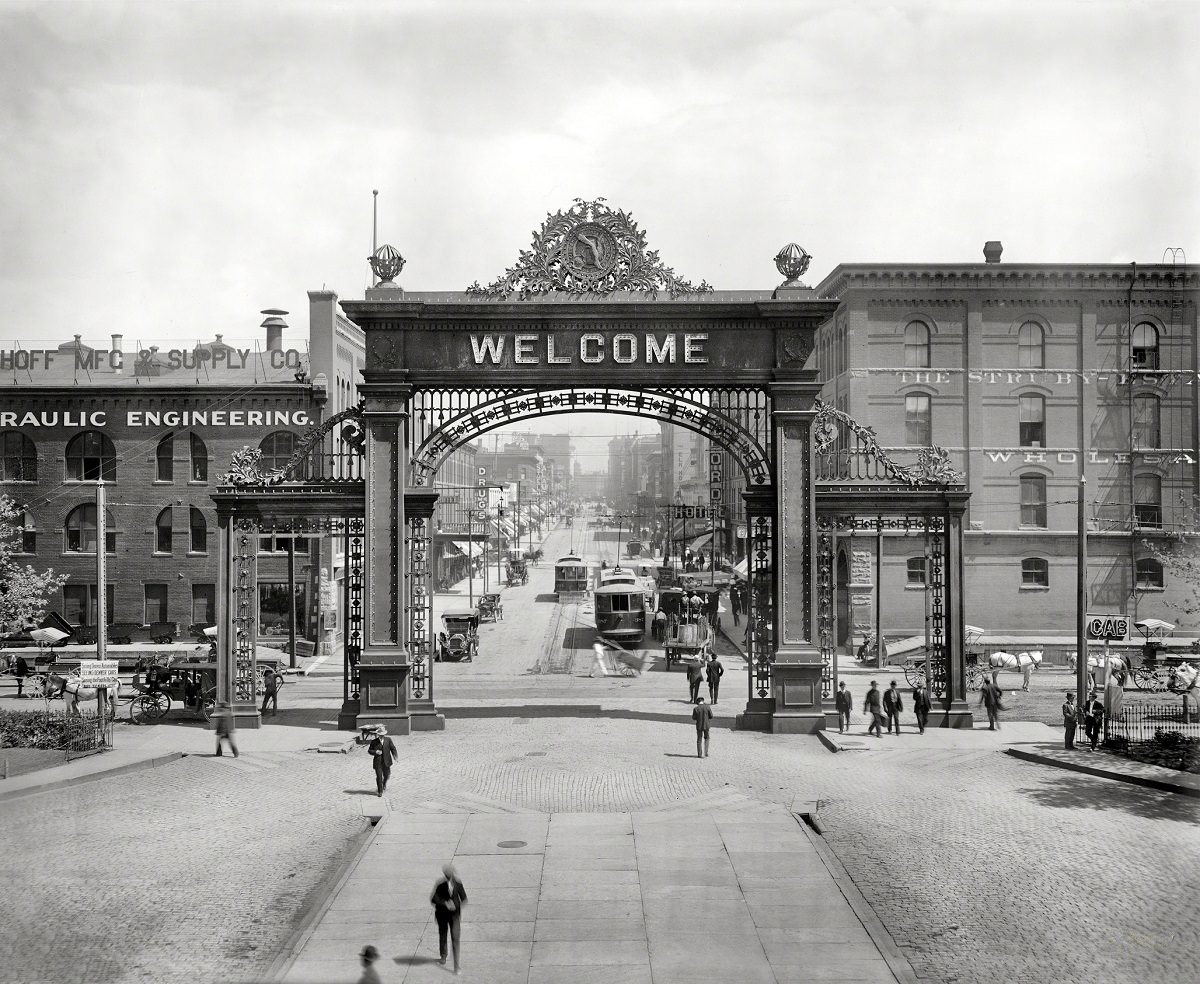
[816,263,1199,300]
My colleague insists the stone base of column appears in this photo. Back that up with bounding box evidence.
[771,654,829,734]
[231,705,262,730]
[337,698,361,732]
[408,698,446,731]
[930,699,974,729]
[735,697,775,732]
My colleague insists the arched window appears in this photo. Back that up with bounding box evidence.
[1134,474,1162,528]
[1018,321,1044,369]
[904,321,930,368]
[1021,558,1049,587]
[1136,558,1164,589]
[1132,395,1160,450]
[190,507,207,554]
[15,509,35,553]
[155,507,173,553]
[1132,322,1159,370]
[0,432,37,482]
[190,433,208,482]
[156,434,174,482]
[65,431,116,482]
[64,504,116,554]
[906,556,926,586]
[904,393,932,445]
[1020,474,1047,528]
[1018,395,1045,448]
[259,431,297,473]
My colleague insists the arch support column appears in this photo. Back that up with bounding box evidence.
[358,384,413,734]
[405,490,445,731]
[768,375,827,734]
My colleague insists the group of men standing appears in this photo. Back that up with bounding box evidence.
[835,679,932,736]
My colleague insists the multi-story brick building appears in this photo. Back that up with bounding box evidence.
[0,292,362,647]
[813,247,1199,641]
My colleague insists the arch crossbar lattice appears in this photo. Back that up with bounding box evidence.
[409,386,772,488]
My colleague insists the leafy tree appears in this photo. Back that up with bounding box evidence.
[1144,493,1200,619]
[0,495,67,637]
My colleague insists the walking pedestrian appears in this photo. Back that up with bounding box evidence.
[13,653,29,697]
[730,584,741,627]
[260,669,281,716]
[912,685,931,734]
[213,703,239,758]
[980,679,1004,731]
[589,640,609,678]
[835,680,852,733]
[653,609,667,641]
[883,680,904,734]
[359,724,398,796]
[1083,688,1104,750]
[357,944,382,984]
[430,862,467,975]
[1062,691,1077,750]
[864,680,883,737]
[1021,661,1034,692]
[706,654,724,704]
[687,656,704,703]
[692,695,713,757]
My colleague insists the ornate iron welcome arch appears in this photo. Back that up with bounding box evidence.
[409,386,772,488]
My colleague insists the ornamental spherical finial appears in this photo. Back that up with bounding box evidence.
[369,244,405,285]
[774,243,812,285]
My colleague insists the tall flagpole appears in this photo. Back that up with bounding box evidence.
[371,189,379,286]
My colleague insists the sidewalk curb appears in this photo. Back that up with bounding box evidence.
[1005,747,1200,797]
[794,813,920,984]
[265,808,386,982]
[0,751,185,802]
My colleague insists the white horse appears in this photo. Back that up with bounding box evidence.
[1171,662,1199,717]
[988,651,1043,690]
[46,672,121,718]
[1067,652,1130,690]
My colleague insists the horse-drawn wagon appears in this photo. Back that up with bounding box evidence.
[662,594,715,672]
[506,558,529,587]
[477,593,504,622]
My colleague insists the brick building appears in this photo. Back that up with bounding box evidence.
[0,293,362,644]
[813,248,1200,641]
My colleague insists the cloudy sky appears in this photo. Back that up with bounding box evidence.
[1,0,1196,359]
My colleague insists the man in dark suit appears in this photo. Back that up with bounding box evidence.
[863,681,883,738]
[686,657,704,704]
[835,681,852,733]
[912,685,931,734]
[883,681,904,735]
[706,655,724,704]
[430,863,467,974]
[360,724,397,797]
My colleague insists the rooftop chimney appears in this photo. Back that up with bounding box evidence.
[111,333,123,374]
[983,240,1003,263]
[260,308,288,353]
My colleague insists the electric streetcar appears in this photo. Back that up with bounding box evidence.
[593,583,647,643]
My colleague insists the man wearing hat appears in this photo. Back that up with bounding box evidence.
[430,862,468,974]
[360,724,398,797]
[357,944,382,984]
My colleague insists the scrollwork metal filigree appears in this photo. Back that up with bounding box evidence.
[466,198,713,300]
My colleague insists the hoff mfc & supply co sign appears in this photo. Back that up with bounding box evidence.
[0,345,305,372]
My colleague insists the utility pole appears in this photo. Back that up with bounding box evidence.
[286,537,297,670]
[1077,473,1088,713]
[96,481,106,661]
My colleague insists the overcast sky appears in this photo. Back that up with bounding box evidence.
[1,0,1195,359]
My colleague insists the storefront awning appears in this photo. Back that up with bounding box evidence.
[450,541,475,555]
[688,532,714,552]
[732,558,748,580]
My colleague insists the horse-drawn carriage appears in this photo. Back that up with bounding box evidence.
[506,558,529,587]
[901,626,987,691]
[661,594,715,672]
[438,610,479,662]
[477,593,504,622]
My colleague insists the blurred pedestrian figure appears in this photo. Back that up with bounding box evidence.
[431,862,467,975]
[980,679,1004,731]
[357,944,382,984]
[692,695,713,757]
[835,680,852,734]
[260,669,281,716]
[706,654,724,704]
[883,681,904,734]
[864,681,883,738]
[213,703,238,758]
[653,609,667,641]
[1021,661,1034,691]
[912,685,931,734]
[687,656,704,703]
[1105,670,1126,723]
[730,585,741,627]
[589,640,609,678]
[1083,689,1105,750]
[358,724,397,796]
[1062,691,1077,750]
[13,653,29,697]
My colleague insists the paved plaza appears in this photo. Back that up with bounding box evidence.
[2,526,1198,984]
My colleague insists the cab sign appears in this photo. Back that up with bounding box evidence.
[1086,614,1129,641]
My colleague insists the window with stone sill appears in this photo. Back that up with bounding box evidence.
[1021,557,1049,588]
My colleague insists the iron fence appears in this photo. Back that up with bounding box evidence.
[1106,699,1200,746]
[0,707,112,763]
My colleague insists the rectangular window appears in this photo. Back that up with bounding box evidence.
[258,534,310,555]
[1020,476,1047,528]
[906,557,926,586]
[258,582,308,638]
[63,584,114,626]
[144,584,168,625]
[191,584,215,625]
[156,437,174,482]
[156,523,172,554]
[904,395,931,446]
[1021,558,1049,587]
[1018,396,1045,448]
